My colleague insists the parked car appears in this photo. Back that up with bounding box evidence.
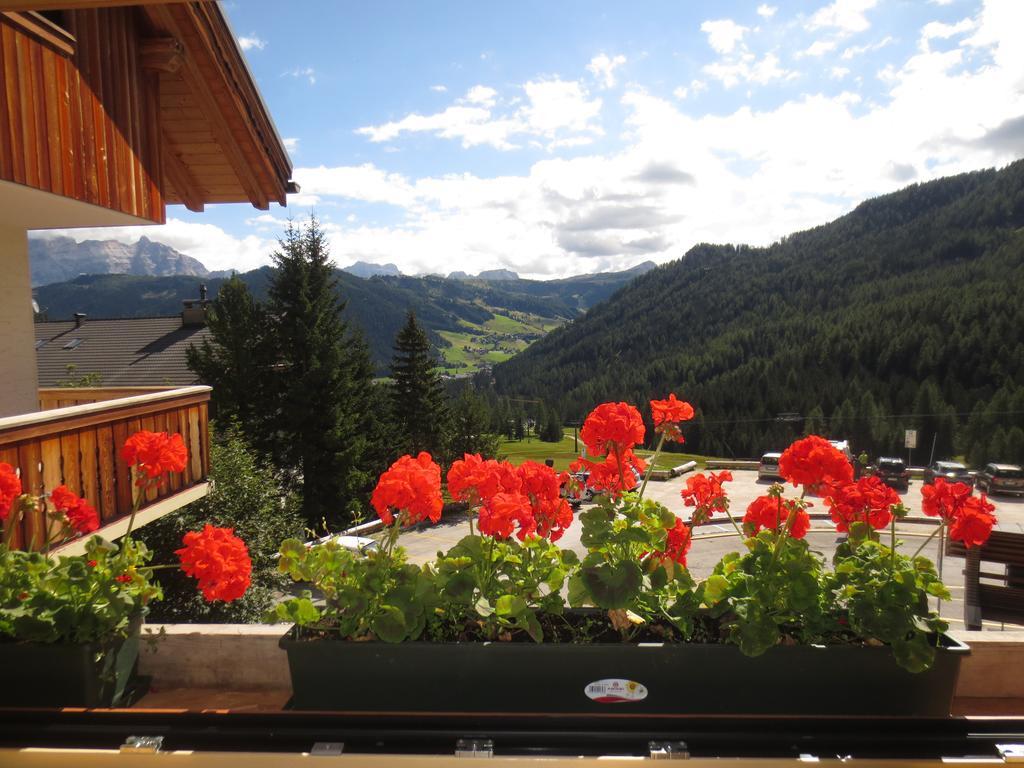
[975,463,1024,496]
[308,534,379,555]
[923,460,974,487]
[873,456,909,491]
[758,452,783,481]
[563,470,595,507]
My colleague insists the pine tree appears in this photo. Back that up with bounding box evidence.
[448,388,499,459]
[389,310,449,457]
[267,217,380,527]
[540,404,563,442]
[187,275,274,453]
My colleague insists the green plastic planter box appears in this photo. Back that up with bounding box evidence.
[280,627,969,716]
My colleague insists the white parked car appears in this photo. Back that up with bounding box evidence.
[306,533,379,555]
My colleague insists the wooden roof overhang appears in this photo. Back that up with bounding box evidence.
[139,1,295,212]
[2,1,295,216]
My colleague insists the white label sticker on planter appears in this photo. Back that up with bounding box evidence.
[584,678,648,703]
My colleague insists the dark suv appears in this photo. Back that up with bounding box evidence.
[975,463,1024,496]
[873,457,909,491]
[923,460,974,487]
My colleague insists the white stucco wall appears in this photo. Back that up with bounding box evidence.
[0,227,38,417]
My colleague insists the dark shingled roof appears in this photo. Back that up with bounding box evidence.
[35,317,211,387]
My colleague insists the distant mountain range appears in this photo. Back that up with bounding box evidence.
[33,261,657,373]
[342,261,402,278]
[28,236,225,287]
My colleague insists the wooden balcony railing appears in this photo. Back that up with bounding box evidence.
[0,386,211,552]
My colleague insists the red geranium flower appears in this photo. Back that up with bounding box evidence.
[680,470,732,525]
[652,516,693,566]
[371,452,444,526]
[0,462,22,521]
[778,435,853,492]
[573,450,647,499]
[517,461,573,541]
[823,476,899,533]
[49,485,99,534]
[121,431,188,482]
[176,524,252,602]
[650,394,694,443]
[580,402,646,456]
[948,496,997,548]
[478,491,534,540]
[743,494,811,539]
[921,479,996,548]
[447,453,521,506]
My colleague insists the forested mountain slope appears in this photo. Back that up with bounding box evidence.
[492,161,1024,464]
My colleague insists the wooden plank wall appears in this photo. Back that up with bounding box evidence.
[0,8,164,222]
[0,390,209,550]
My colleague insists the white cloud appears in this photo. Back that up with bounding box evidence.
[806,0,878,35]
[703,52,793,88]
[237,34,265,51]
[463,85,498,107]
[587,53,627,88]
[800,39,839,57]
[830,66,850,79]
[928,0,954,5]
[673,85,689,100]
[282,137,299,154]
[919,18,975,51]
[356,77,601,151]
[841,35,894,59]
[757,4,778,18]
[700,19,749,54]
[284,67,316,85]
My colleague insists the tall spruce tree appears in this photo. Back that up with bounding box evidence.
[267,217,380,527]
[389,311,449,457]
[187,275,274,453]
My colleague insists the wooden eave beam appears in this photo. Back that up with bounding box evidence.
[143,2,274,210]
[162,140,204,212]
[140,36,183,74]
[1,1,202,10]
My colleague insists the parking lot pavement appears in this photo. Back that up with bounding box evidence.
[392,470,1024,631]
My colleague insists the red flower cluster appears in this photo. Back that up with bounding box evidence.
[743,495,811,539]
[778,435,853,492]
[120,431,188,483]
[649,394,695,443]
[680,470,733,525]
[49,485,99,534]
[371,452,444,527]
[573,452,648,497]
[921,479,996,548]
[447,454,572,541]
[0,462,22,521]
[575,402,649,500]
[652,516,693,566]
[823,476,900,533]
[176,524,252,602]
[579,402,646,455]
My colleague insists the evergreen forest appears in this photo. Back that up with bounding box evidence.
[491,161,1024,466]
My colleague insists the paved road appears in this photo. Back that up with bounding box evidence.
[394,470,1024,632]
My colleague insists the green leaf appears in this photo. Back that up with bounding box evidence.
[926,582,952,600]
[567,574,591,608]
[371,605,408,643]
[274,597,321,626]
[703,574,730,605]
[580,561,642,609]
[495,594,528,617]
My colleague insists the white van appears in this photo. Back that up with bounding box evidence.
[758,452,783,480]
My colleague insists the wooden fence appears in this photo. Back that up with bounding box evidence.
[0,386,211,550]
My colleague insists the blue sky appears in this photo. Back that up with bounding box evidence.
[40,0,1024,278]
